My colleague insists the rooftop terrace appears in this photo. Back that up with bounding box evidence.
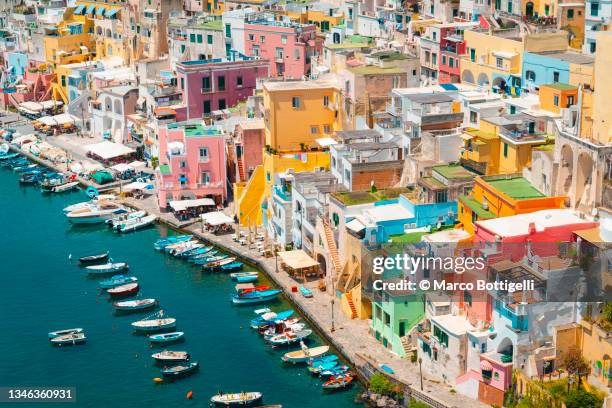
[167,122,224,137]
[433,164,476,180]
[332,187,412,206]
[483,176,545,200]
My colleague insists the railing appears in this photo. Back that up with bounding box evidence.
[201,88,212,94]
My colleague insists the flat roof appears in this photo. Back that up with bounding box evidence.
[484,176,545,200]
[422,228,471,243]
[541,83,577,91]
[405,93,454,104]
[167,122,223,137]
[263,79,338,91]
[347,65,406,75]
[476,209,591,237]
[531,50,594,65]
[336,129,381,140]
[431,314,476,337]
[365,203,413,223]
[433,164,476,180]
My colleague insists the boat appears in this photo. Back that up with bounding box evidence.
[262,321,305,340]
[66,202,127,224]
[169,241,203,256]
[99,275,137,289]
[266,329,312,346]
[379,364,395,375]
[132,310,176,332]
[299,285,313,298]
[210,392,263,406]
[0,152,19,160]
[307,358,338,374]
[185,247,214,259]
[78,251,109,265]
[281,343,329,363]
[48,328,84,339]
[63,195,117,213]
[232,289,281,305]
[107,210,146,228]
[149,331,185,344]
[202,257,236,271]
[230,272,258,281]
[308,354,339,367]
[51,181,79,193]
[113,298,157,311]
[49,333,86,346]
[119,214,157,233]
[85,262,129,275]
[320,365,349,377]
[250,310,294,329]
[220,261,244,272]
[151,350,190,363]
[107,282,139,297]
[235,274,257,283]
[160,361,199,378]
[322,374,354,390]
[13,163,36,172]
[193,253,227,265]
[153,235,191,250]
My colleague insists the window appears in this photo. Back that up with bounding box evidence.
[196,34,203,43]
[61,75,66,87]
[323,124,331,134]
[190,33,196,42]
[507,0,512,13]
[291,96,300,108]
[432,53,437,65]
[554,95,559,106]
[275,47,284,60]
[375,305,382,320]
[260,35,265,43]
[442,55,447,65]
[207,34,213,44]
[179,161,187,168]
[310,126,318,135]
[202,76,211,91]
[180,44,186,53]
[248,34,254,41]
[496,57,503,68]
[236,76,243,87]
[331,156,336,168]
[323,95,329,106]
[470,111,478,123]
[590,41,596,53]
[470,48,476,62]
[252,45,260,57]
[464,290,472,306]
[567,95,575,107]
[218,99,226,110]
[432,32,437,41]
[201,171,210,185]
[449,57,454,68]
[180,77,184,89]
[436,190,448,203]
[526,70,536,82]
[217,75,225,91]
[180,174,187,185]
[225,24,231,38]
[384,312,391,327]
[503,142,508,158]
[510,105,516,114]
[553,71,560,82]
[591,2,599,16]
[294,49,300,60]
[281,35,287,44]
[203,100,211,115]
[199,147,209,160]
[433,325,449,347]
[567,8,574,18]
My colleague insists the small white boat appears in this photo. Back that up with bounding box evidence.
[86,262,129,275]
[282,342,329,363]
[48,328,84,339]
[108,210,147,229]
[210,392,262,406]
[119,214,157,233]
[66,201,127,224]
[267,329,312,346]
[132,318,176,332]
[113,298,157,311]
[50,333,86,345]
[52,181,79,193]
[151,350,190,363]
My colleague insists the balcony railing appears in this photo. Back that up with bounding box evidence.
[201,87,212,94]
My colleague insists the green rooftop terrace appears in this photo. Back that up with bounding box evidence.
[484,176,545,200]
[433,164,476,180]
[332,187,411,206]
[542,83,577,91]
[196,20,223,30]
[458,195,495,219]
[167,122,223,137]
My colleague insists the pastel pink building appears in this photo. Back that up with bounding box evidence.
[243,20,322,78]
[157,121,227,209]
[438,26,467,84]
[176,55,269,120]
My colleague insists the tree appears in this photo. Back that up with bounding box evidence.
[369,373,395,396]
[565,389,603,408]
[562,346,590,387]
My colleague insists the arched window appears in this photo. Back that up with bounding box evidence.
[104,96,112,111]
[114,99,122,114]
[96,26,102,35]
[106,29,112,38]
[525,70,536,82]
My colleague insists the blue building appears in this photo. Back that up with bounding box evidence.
[65,61,103,102]
[521,51,594,92]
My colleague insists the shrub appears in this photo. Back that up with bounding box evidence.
[565,389,603,408]
[369,373,395,396]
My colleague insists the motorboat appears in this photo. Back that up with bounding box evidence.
[151,350,190,363]
[49,333,86,346]
[63,195,117,213]
[85,262,128,275]
[281,343,330,364]
[48,328,84,339]
[78,251,109,265]
[99,275,137,289]
[232,289,281,305]
[149,331,184,344]
[210,392,262,406]
[160,362,199,378]
[266,329,312,346]
[119,214,157,233]
[66,201,127,224]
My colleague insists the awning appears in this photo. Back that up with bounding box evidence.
[86,141,135,160]
[96,6,106,16]
[201,211,234,226]
[73,4,85,14]
[111,163,132,172]
[480,360,493,371]
[40,100,63,109]
[168,198,215,212]
[346,218,366,233]
[574,227,605,249]
[278,250,319,270]
[129,160,146,169]
[105,8,120,17]
[19,101,44,112]
[315,137,337,147]
[86,5,95,14]
[123,181,152,191]
[492,51,517,59]
[154,107,176,116]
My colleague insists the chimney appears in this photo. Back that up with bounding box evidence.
[528,222,536,235]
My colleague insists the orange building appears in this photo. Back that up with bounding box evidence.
[538,83,578,114]
[458,174,567,234]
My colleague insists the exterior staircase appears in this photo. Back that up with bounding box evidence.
[346,291,358,319]
[401,335,415,357]
[237,156,246,182]
[323,219,342,274]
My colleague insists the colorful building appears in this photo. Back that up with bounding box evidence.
[538,83,578,114]
[521,50,594,92]
[176,55,269,120]
[458,174,567,235]
[157,121,228,209]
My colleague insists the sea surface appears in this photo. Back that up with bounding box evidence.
[0,167,361,407]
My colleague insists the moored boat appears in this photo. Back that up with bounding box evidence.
[99,275,137,289]
[202,257,236,271]
[210,392,262,406]
[49,333,86,346]
[299,285,313,298]
[230,271,258,281]
[48,328,84,339]
[66,202,127,224]
[78,251,109,265]
[250,310,294,329]
[151,350,190,363]
[51,181,79,193]
[160,361,199,378]
[113,298,157,311]
[119,214,157,233]
[86,262,128,275]
[232,289,281,305]
[322,374,354,390]
[220,261,244,272]
[281,343,329,363]
[153,235,191,250]
[132,310,177,332]
[149,331,184,344]
[107,282,139,297]
[266,329,312,346]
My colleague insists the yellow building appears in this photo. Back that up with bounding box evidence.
[284,9,344,32]
[461,30,567,93]
[263,79,343,152]
[523,0,557,18]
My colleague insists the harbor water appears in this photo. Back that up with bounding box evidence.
[0,168,361,407]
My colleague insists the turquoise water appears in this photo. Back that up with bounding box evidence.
[0,167,361,407]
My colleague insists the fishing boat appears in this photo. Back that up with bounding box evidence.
[132,310,176,332]
[281,343,329,363]
[172,243,205,257]
[49,333,86,346]
[113,298,157,311]
[266,329,312,346]
[262,321,306,340]
[149,331,184,344]
[220,261,244,272]
[185,246,213,258]
[107,282,139,297]
[210,392,263,406]
[151,350,190,363]
[66,202,127,224]
[202,257,236,271]
[99,275,137,289]
[13,163,36,172]
[320,365,349,377]
[232,289,281,305]
[119,214,157,233]
[299,285,313,298]
[230,272,257,281]
[322,374,354,390]
[153,235,192,250]
[48,328,84,339]
[51,181,79,193]
[85,262,129,275]
[78,251,109,265]
[250,310,294,329]
[160,361,199,378]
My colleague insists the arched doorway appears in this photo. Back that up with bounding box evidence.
[332,32,341,44]
[493,76,507,93]
[559,144,574,195]
[462,69,475,84]
[497,337,514,361]
[477,73,490,87]
[575,152,594,208]
[317,253,327,279]
[526,1,534,17]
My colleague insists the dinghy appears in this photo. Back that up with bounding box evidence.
[86,262,128,275]
[232,289,281,305]
[322,374,354,390]
[320,365,349,377]
[230,272,258,281]
[99,275,137,289]
[202,257,236,271]
[161,361,199,378]
[281,343,329,363]
[151,350,190,363]
[48,328,84,339]
[49,333,86,346]
[78,251,109,264]
[250,310,294,329]
[266,329,312,346]
[149,331,184,344]
[132,314,176,332]
[210,392,262,406]
[153,235,191,250]
[220,261,244,272]
[107,282,139,297]
[299,285,313,298]
[113,298,157,311]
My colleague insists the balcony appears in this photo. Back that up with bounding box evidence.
[201,88,212,94]
[499,126,547,143]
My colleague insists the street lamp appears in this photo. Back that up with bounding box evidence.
[419,357,423,391]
